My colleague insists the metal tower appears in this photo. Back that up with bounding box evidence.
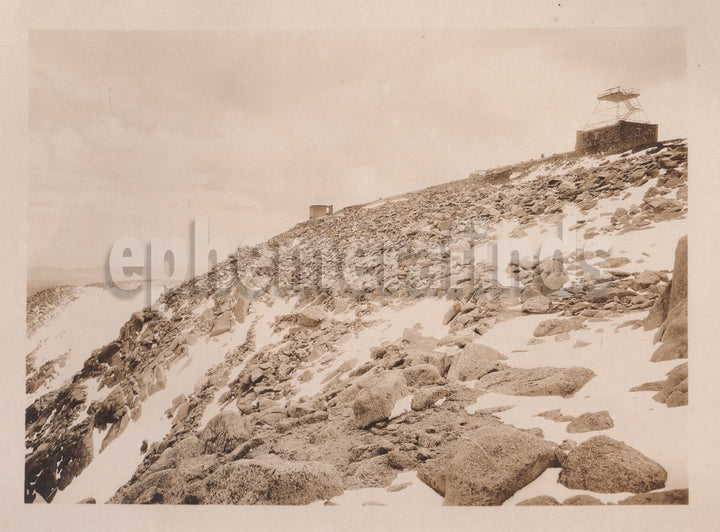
[582,86,651,131]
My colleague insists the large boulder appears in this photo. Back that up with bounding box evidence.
[652,363,688,407]
[632,270,662,290]
[405,349,451,375]
[200,411,252,454]
[559,436,667,493]
[297,306,328,327]
[643,282,671,330]
[442,301,462,325]
[646,236,688,363]
[25,418,95,503]
[651,299,688,361]
[516,495,561,506]
[562,494,604,505]
[521,295,551,314]
[141,436,203,477]
[668,235,688,309]
[209,312,233,337]
[644,235,687,341]
[353,371,408,428]
[99,410,130,452]
[402,364,443,387]
[112,456,344,505]
[422,424,557,505]
[475,366,595,397]
[410,386,447,411]
[618,488,688,505]
[183,457,343,504]
[533,318,585,337]
[233,294,248,323]
[92,386,127,429]
[542,271,569,292]
[584,287,635,305]
[566,410,614,433]
[446,343,508,382]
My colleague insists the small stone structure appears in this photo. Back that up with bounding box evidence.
[309,204,333,220]
[575,87,658,155]
[576,120,658,156]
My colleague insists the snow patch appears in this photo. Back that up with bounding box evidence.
[458,311,686,504]
[26,286,149,404]
[310,471,442,507]
[292,298,451,400]
[52,321,251,503]
[389,395,413,419]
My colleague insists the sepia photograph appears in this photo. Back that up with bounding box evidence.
[5,1,720,530]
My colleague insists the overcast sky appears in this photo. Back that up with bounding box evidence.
[29,28,686,271]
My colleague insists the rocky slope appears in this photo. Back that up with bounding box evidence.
[25,139,688,505]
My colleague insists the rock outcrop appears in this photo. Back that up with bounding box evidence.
[297,306,328,328]
[419,424,557,505]
[475,366,595,397]
[533,318,585,338]
[200,412,252,454]
[652,363,688,407]
[559,436,667,493]
[566,410,614,433]
[645,235,688,362]
[24,139,688,506]
[446,343,508,382]
[353,372,409,428]
[618,488,688,505]
[516,495,561,506]
[521,295,551,314]
[111,456,344,504]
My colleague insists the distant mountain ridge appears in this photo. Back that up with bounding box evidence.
[27,266,106,297]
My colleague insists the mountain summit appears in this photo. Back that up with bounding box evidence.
[26,139,688,506]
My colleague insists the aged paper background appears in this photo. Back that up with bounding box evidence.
[2,1,719,530]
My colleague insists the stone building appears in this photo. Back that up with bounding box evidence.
[309,204,333,220]
[575,87,658,155]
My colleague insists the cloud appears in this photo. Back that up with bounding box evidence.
[29,28,686,269]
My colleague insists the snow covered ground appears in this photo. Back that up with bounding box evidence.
[311,471,442,507]
[26,286,150,405]
[462,311,686,505]
[291,298,451,402]
[26,141,688,507]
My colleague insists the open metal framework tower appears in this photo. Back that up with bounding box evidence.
[575,86,658,155]
[582,86,651,131]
